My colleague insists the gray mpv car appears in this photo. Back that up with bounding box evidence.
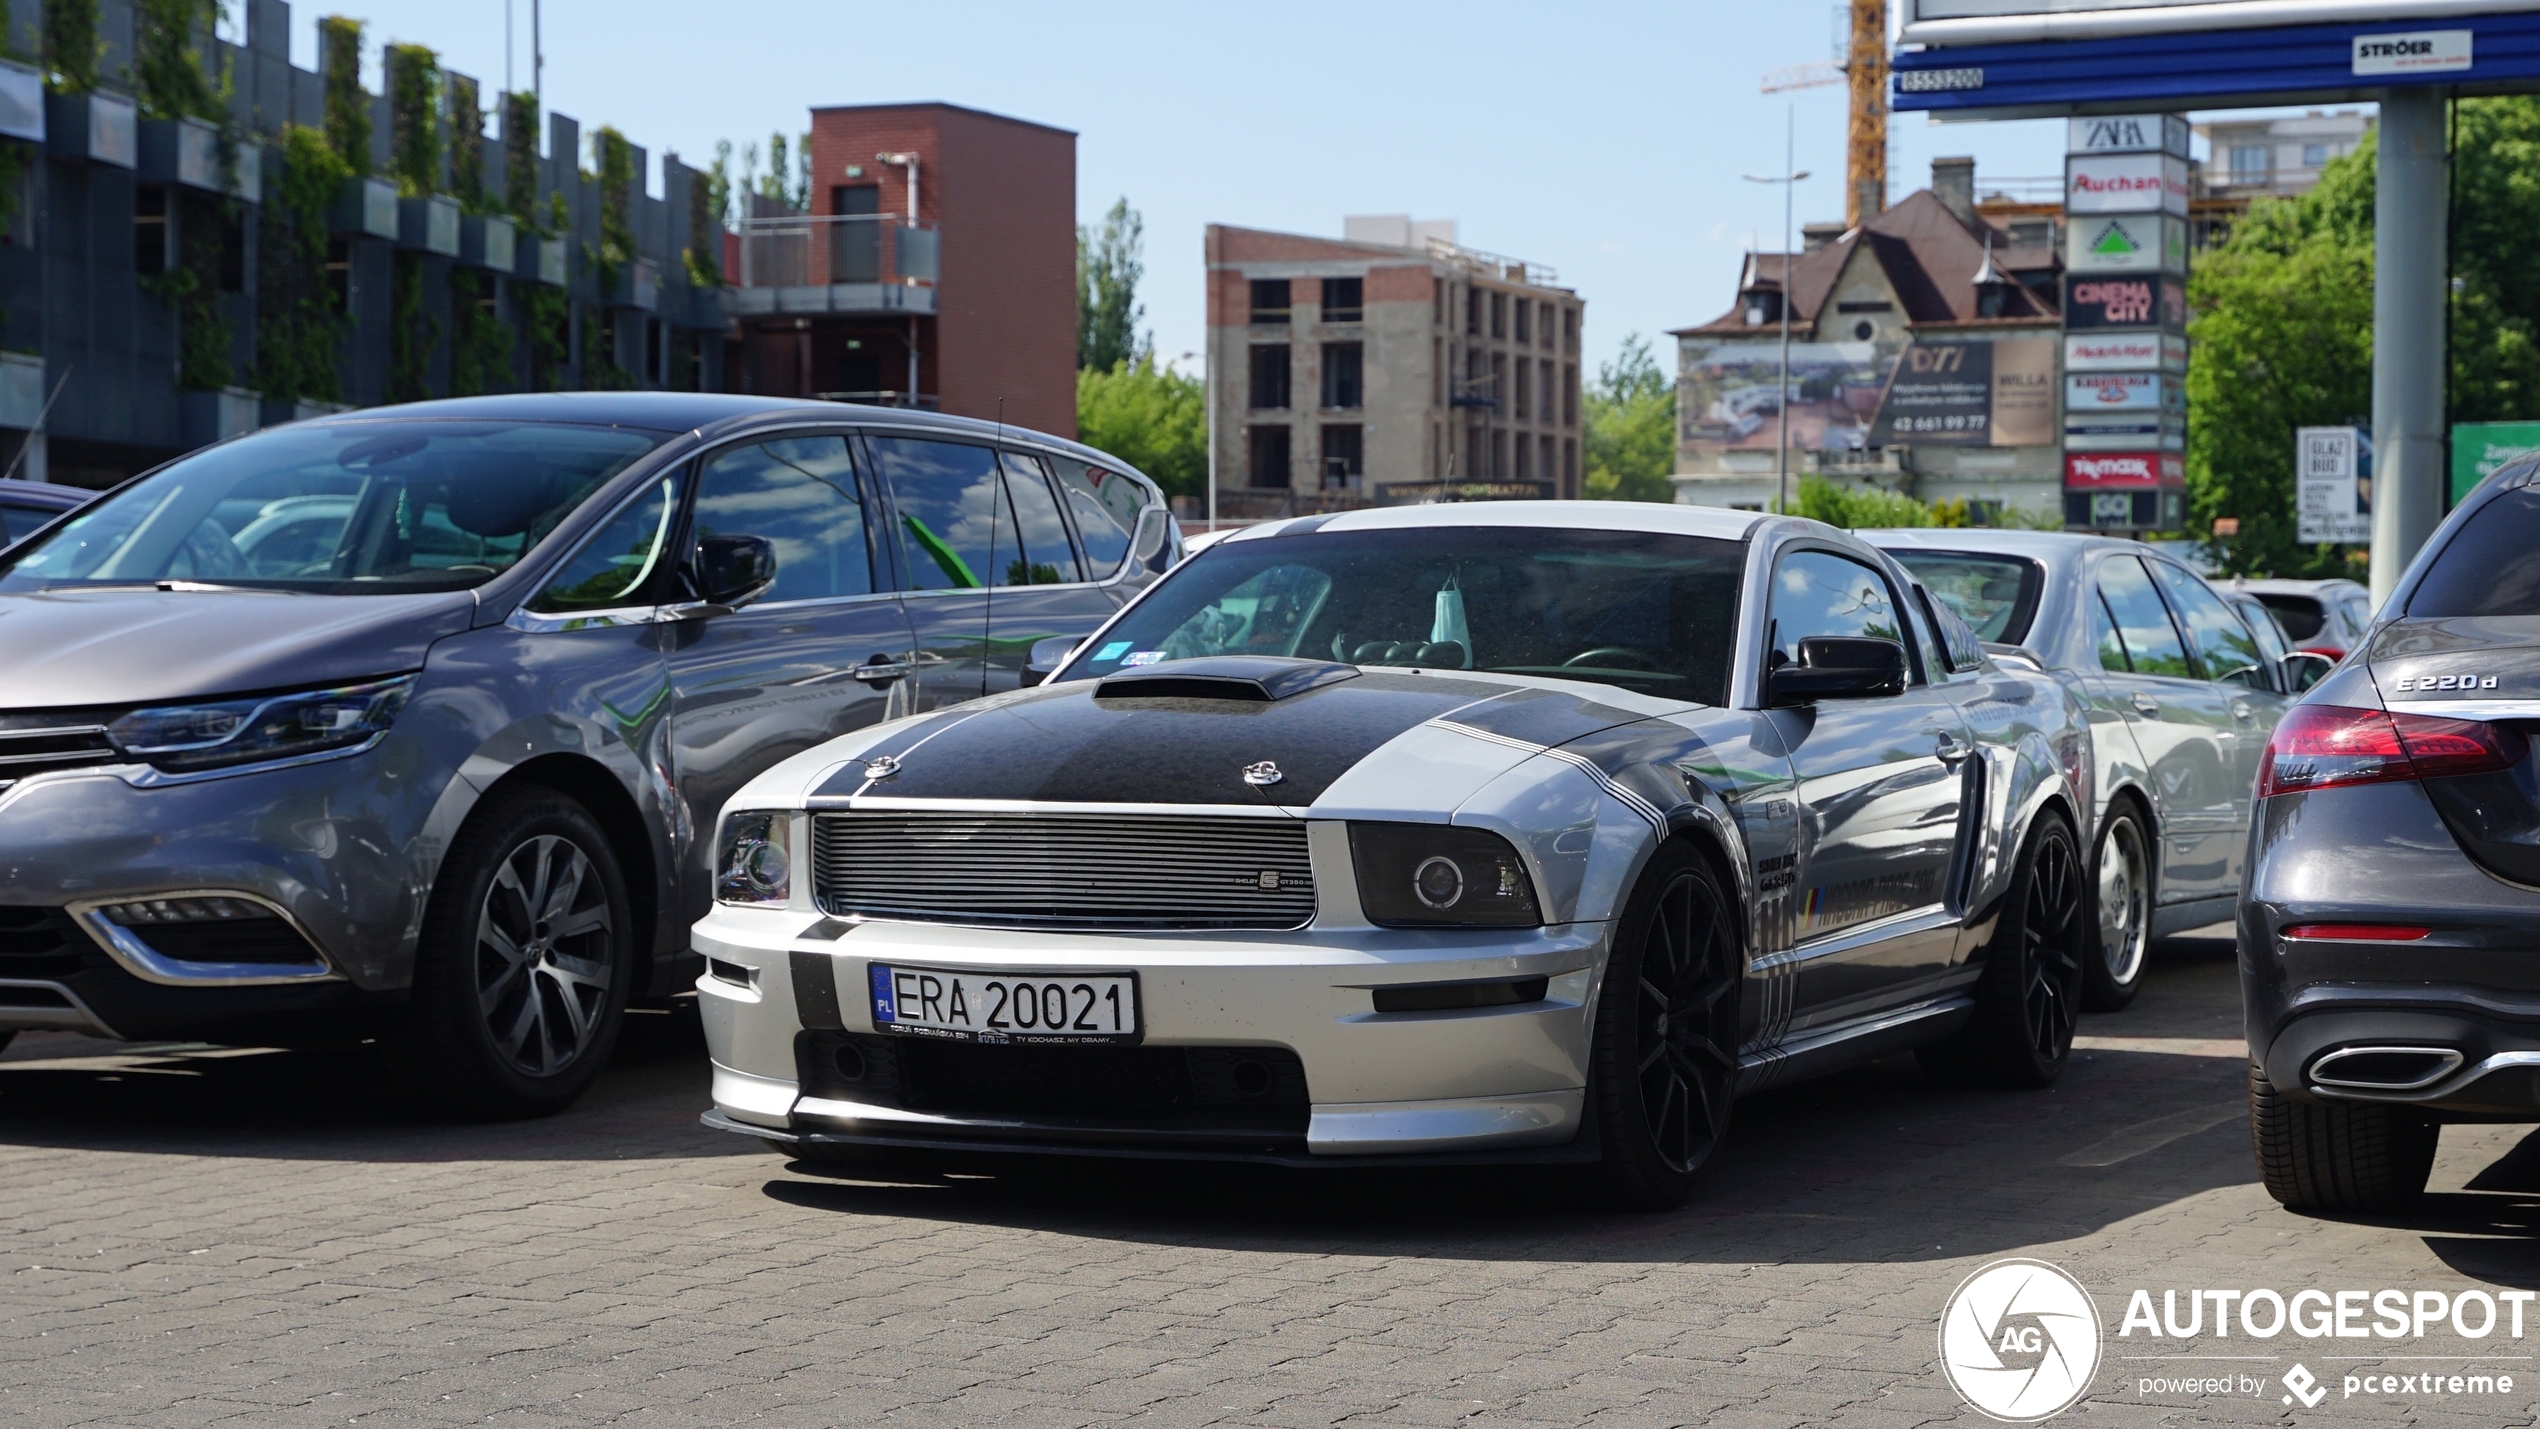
[0,393,1176,1116]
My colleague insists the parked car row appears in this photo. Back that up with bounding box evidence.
[26,399,2521,1216]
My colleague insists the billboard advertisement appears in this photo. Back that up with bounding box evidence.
[2298,426,2373,543]
[2064,332,2187,373]
[2067,153,2191,216]
[1867,336,2057,447]
[2452,419,2540,503]
[2068,113,2191,156]
[2066,371,2182,413]
[1677,339,1891,455]
[2064,273,2187,332]
[2065,451,2183,490]
[2066,213,2187,273]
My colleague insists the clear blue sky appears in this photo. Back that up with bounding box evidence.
[285,1,2166,376]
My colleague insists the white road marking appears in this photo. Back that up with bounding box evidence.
[2072,1035,2246,1058]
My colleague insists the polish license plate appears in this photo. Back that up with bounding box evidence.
[867,963,1142,1044]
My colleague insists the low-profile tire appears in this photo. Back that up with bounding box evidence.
[1917,812,2086,1089]
[382,786,634,1120]
[1581,842,1741,1212]
[2250,1066,2437,1213]
[2082,806,2152,1013]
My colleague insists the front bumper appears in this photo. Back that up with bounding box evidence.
[694,904,1609,1159]
[0,750,431,1037]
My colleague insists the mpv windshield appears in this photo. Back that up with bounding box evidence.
[0,420,664,595]
[1058,526,1745,706]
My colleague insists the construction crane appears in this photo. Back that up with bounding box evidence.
[1757,0,1888,230]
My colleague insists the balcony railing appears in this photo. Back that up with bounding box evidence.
[735,213,940,291]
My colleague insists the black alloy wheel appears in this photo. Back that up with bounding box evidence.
[384,786,635,1119]
[1586,842,1741,1210]
[1918,813,2086,1089]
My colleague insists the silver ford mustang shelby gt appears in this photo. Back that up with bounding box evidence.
[694,503,2093,1207]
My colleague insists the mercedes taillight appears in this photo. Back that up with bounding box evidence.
[2256,704,2527,799]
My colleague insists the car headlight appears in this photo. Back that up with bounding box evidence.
[107,675,416,773]
[715,811,794,906]
[1348,822,1540,928]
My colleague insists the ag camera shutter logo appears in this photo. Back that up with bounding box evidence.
[1941,1259,2102,1422]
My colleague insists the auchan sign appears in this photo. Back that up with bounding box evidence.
[2067,153,2190,217]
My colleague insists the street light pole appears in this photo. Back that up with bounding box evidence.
[1744,110,1810,515]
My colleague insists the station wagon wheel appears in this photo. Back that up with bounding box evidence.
[2082,809,2152,1012]
[476,834,617,1076]
[383,787,635,1120]
[1916,813,2085,1090]
[1585,842,1741,1210]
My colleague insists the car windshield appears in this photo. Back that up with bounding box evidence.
[1889,551,2043,643]
[1058,526,1746,706]
[0,420,665,595]
[2254,592,2327,641]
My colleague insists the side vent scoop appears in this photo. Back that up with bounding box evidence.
[1095,656,1361,703]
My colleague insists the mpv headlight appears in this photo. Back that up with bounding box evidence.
[108,675,416,772]
[1348,823,1541,928]
[715,812,794,906]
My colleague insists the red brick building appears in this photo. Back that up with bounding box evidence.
[727,102,1077,437]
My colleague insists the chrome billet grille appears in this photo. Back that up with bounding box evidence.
[0,720,120,795]
[813,812,1316,930]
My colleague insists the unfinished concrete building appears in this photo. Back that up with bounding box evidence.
[1202,218,1582,521]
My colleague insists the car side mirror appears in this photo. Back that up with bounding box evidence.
[1769,636,1908,707]
[1022,635,1083,687]
[2282,650,2334,693]
[693,534,776,609]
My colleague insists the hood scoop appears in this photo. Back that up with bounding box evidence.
[1094,656,1360,703]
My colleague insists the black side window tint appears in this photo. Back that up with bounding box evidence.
[999,452,1081,585]
[530,474,683,612]
[870,437,1005,591]
[1769,550,1907,674]
[2096,556,2192,678]
[691,436,873,602]
[1050,456,1137,577]
[2413,488,2540,616]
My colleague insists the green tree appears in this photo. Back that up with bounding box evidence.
[1077,197,1145,371]
[1077,356,1202,501]
[1790,475,1972,529]
[2191,97,2540,578]
[1582,332,1675,502]
[319,15,367,174]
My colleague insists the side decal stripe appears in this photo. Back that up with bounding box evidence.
[1428,719,1667,829]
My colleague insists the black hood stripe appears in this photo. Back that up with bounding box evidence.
[810,671,1510,806]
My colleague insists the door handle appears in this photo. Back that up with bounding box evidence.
[853,656,911,684]
[1933,732,1974,766]
[2130,691,2161,717]
[2230,699,2257,723]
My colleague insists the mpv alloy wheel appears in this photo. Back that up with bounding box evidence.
[2083,810,2152,1012]
[385,787,634,1120]
[476,834,616,1076]
[1585,842,1739,1211]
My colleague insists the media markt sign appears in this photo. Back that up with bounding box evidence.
[2066,214,2186,274]
[2298,426,2373,544]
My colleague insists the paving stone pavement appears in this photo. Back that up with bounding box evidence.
[0,933,2533,1428]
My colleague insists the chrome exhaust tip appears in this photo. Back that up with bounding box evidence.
[2308,1045,2466,1094]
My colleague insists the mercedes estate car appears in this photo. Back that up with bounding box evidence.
[0,393,1175,1116]
[695,503,2095,1208]
[1866,530,2301,1012]
[2244,462,2540,1211]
